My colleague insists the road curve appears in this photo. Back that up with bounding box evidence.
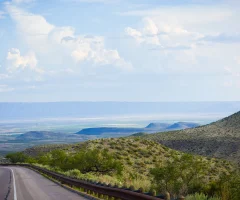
[0,166,87,200]
[0,167,14,200]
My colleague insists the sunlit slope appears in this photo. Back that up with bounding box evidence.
[22,137,233,189]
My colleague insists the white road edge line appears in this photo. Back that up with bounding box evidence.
[10,168,18,200]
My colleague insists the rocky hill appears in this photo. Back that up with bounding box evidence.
[142,111,240,164]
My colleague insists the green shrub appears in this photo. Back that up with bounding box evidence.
[72,149,123,175]
[6,152,29,163]
[185,193,220,200]
[64,169,82,178]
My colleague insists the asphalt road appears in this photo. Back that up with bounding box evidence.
[0,167,87,200]
[0,167,14,200]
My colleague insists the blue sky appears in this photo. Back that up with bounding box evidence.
[0,0,240,102]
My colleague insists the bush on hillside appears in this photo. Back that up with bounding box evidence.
[71,149,123,175]
[6,152,30,163]
[185,193,220,200]
[37,149,123,175]
[150,154,209,196]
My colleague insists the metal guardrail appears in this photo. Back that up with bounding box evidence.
[1,164,165,200]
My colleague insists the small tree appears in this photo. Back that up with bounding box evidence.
[150,154,208,196]
[150,158,182,194]
[72,149,123,175]
[216,169,240,200]
[49,150,70,170]
[37,153,52,165]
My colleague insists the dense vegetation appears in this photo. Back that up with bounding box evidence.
[6,138,240,200]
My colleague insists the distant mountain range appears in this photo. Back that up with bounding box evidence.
[17,131,62,140]
[145,123,170,129]
[16,131,84,141]
[76,122,200,135]
[141,111,240,164]
[76,127,143,135]
[15,122,200,140]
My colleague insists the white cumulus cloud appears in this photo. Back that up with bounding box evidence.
[142,18,158,35]
[6,4,132,71]
[125,27,143,44]
[6,48,43,73]
[125,17,203,49]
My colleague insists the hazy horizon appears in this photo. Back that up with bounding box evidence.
[1,101,240,120]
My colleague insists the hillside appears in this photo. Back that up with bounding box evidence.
[142,111,240,164]
[22,137,233,192]
[23,143,75,157]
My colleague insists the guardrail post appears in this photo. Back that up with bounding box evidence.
[94,191,97,197]
[178,195,185,200]
[129,185,135,191]
[164,192,170,200]
[149,189,156,196]
[138,187,144,193]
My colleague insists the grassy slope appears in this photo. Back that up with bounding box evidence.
[23,137,233,190]
[142,111,240,164]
